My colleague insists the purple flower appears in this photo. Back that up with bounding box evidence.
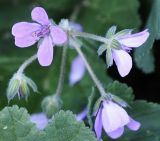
[98,27,149,77]
[94,101,140,139]
[69,55,86,85]
[12,7,67,66]
[30,113,48,130]
[69,21,83,32]
[76,107,87,121]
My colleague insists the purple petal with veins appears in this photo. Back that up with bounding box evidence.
[94,107,103,139]
[31,7,49,25]
[107,127,124,139]
[112,49,132,77]
[50,26,67,45]
[127,117,141,131]
[119,29,149,48]
[12,22,41,38]
[38,36,53,66]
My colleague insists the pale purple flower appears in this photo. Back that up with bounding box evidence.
[76,107,87,121]
[69,21,83,32]
[69,55,86,85]
[12,7,67,66]
[30,113,48,130]
[113,29,149,77]
[98,27,149,77]
[94,101,140,139]
[68,21,86,85]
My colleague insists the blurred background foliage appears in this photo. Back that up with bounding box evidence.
[1,0,160,140]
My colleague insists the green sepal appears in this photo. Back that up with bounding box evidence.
[106,25,117,38]
[106,47,113,67]
[110,39,121,50]
[24,75,38,93]
[93,97,103,114]
[19,79,30,100]
[114,29,133,38]
[97,44,107,56]
[7,78,21,102]
[110,93,129,107]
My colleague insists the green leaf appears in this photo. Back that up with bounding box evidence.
[134,0,160,73]
[78,0,141,34]
[0,105,45,141]
[45,110,98,141]
[37,0,78,13]
[0,106,98,141]
[107,80,134,102]
[114,100,160,141]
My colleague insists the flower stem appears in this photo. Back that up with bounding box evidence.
[73,31,108,43]
[17,54,37,74]
[71,38,107,97]
[55,45,68,96]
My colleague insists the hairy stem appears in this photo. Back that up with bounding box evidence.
[17,54,37,74]
[71,38,107,97]
[73,31,108,43]
[55,45,68,96]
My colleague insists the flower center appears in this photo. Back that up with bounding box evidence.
[32,25,50,38]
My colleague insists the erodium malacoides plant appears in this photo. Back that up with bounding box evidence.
[5,6,150,140]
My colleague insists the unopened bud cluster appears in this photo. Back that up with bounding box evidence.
[7,72,38,102]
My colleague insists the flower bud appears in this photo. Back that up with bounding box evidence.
[6,72,38,102]
[41,94,63,118]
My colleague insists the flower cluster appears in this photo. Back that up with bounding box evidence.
[10,6,149,140]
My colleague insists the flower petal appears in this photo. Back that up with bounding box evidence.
[107,127,124,139]
[31,7,49,25]
[76,108,87,121]
[113,49,132,77]
[69,21,83,31]
[38,36,53,66]
[15,35,38,48]
[127,117,141,131]
[50,26,67,45]
[102,101,129,133]
[69,55,85,85]
[119,29,149,47]
[30,113,48,130]
[94,107,103,139]
[12,22,41,38]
